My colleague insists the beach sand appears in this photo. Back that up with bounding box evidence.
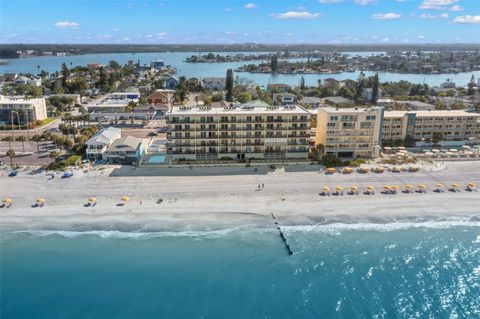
[1,161,479,232]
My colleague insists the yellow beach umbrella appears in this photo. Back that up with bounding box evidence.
[384,185,391,190]
[121,196,130,202]
[467,182,476,188]
[436,183,445,188]
[3,198,12,203]
[326,168,336,174]
[36,198,45,203]
[351,185,358,191]
[335,186,344,192]
[367,186,375,191]
[391,185,400,191]
[322,186,330,192]
[342,167,353,174]
[88,197,97,203]
[418,184,426,190]
[404,184,413,190]
[451,183,459,189]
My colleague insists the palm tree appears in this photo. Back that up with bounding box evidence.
[16,135,26,152]
[6,149,15,166]
[49,150,60,161]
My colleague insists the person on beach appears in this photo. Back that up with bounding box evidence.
[262,183,264,189]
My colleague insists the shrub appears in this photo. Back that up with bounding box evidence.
[44,154,81,171]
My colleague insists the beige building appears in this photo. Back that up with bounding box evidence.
[315,107,384,158]
[0,95,47,125]
[166,103,310,161]
[382,110,480,144]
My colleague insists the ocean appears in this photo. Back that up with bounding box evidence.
[1,220,479,318]
[1,51,479,87]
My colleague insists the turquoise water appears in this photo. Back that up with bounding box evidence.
[1,51,479,87]
[1,222,479,318]
[148,155,166,164]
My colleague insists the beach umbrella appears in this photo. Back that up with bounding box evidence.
[436,183,445,189]
[384,185,391,190]
[418,184,427,190]
[392,166,402,172]
[36,198,45,203]
[88,197,97,203]
[467,182,476,190]
[451,183,459,190]
[404,184,413,191]
[326,168,336,174]
[335,186,343,192]
[351,185,358,191]
[2,198,12,204]
[322,186,330,192]
[121,196,130,202]
[342,167,353,174]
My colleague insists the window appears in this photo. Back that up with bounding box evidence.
[366,115,376,121]
[330,116,338,121]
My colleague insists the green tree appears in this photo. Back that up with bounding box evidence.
[371,73,379,104]
[237,92,252,104]
[354,72,365,104]
[270,55,278,72]
[432,132,443,145]
[225,69,234,102]
[300,76,305,91]
[467,75,476,96]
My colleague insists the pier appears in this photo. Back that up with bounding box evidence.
[271,213,293,255]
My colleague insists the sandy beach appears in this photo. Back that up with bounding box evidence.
[1,161,479,232]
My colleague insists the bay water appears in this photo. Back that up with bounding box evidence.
[1,52,479,87]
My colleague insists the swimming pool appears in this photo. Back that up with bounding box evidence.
[148,155,166,164]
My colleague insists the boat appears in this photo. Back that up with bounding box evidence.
[0,59,10,65]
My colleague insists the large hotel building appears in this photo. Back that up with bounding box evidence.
[382,110,480,144]
[166,103,310,161]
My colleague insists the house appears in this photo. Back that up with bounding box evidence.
[165,77,179,90]
[202,77,226,90]
[440,79,456,89]
[105,136,145,165]
[267,83,290,93]
[273,93,298,106]
[147,89,174,109]
[13,76,29,85]
[3,73,18,82]
[323,78,340,89]
[28,78,42,87]
[151,60,165,70]
[301,96,322,109]
[339,79,356,89]
[85,127,122,161]
[321,96,354,106]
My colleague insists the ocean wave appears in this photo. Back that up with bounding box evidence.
[281,217,480,236]
[1,216,479,239]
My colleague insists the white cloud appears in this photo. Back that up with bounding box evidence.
[319,0,344,3]
[270,11,320,19]
[355,0,375,5]
[419,0,457,10]
[371,13,402,20]
[381,37,390,42]
[157,32,167,39]
[244,3,257,9]
[449,5,463,11]
[420,13,449,19]
[453,15,480,24]
[54,21,79,29]
[225,8,232,12]
[371,35,379,39]
[418,35,425,39]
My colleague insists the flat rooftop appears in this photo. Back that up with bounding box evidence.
[317,106,383,114]
[384,110,480,118]
[168,104,310,116]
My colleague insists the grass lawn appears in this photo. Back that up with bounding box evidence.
[37,118,56,127]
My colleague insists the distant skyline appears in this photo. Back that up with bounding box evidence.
[1,0,479,44]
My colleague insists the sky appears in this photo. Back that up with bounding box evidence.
[0,0,479,44]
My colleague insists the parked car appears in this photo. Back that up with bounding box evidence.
[148,132,158,137]
[8,170,18,177]
[157,127,168,133]
[61,172,73,178]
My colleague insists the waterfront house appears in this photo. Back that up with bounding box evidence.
[105,136,145,165]
[85,127,121,161]
[202,77,226,90]
[323,78,340,89]
[267,83,290,93]
[301,97,322,109]
[165,77,179,90]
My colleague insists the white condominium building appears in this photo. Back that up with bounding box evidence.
[315,107,384,158]
[166,103,311,161]
[0,95,47,125]
[382,110,480,143]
